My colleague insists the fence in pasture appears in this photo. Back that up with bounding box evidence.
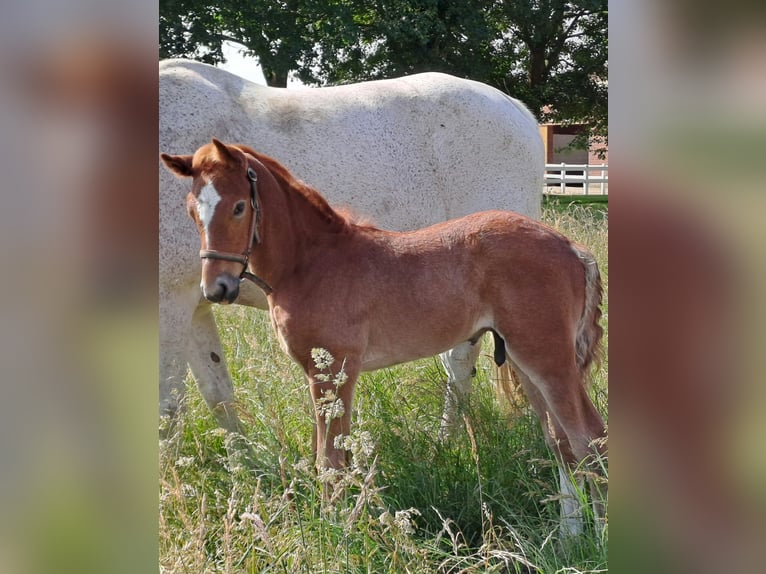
[544,163,608,195]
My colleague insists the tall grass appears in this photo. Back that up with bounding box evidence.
[160,204,608,573]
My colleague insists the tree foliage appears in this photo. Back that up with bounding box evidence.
[489,0,608,152]
[160,0,328,86]
[299,0,498,84]
[160,0,607,144]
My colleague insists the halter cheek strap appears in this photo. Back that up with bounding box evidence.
[199,165,273,295]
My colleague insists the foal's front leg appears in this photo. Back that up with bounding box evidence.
[307,357,360,470]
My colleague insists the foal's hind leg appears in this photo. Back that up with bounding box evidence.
[517,359,607,533]
[509,363,588,536]
[438,340,482,440]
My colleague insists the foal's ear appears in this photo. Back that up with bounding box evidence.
[211,138,240,165]
[160,153,194,178]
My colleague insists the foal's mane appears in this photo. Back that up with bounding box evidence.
[234,144,350,233]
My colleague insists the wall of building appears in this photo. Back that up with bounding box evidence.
[540,124,608,165]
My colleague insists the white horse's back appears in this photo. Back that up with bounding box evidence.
[160,60,541,240]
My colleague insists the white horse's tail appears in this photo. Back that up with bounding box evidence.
[572,244,604,379]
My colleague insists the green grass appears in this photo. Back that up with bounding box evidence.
[159,204,608,573]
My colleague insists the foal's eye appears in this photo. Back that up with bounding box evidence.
[233,201,246,217]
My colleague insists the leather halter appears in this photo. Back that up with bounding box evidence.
[199,166,273,295]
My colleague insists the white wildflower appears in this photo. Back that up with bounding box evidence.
[355,431,375,458]
[394,508,421,536]
[333,434,348,451]
[180,484,197,499]
[317,466,341,484]
[175,456,195,468]
[334,369,348,387]
[326,399,346,419]
[380,508,421,536]
[318,391,345,421]
[311,348,334,370]
[323,397,345,420]
[335,431,375,459]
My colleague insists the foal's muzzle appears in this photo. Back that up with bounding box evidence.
[203,273,240,304]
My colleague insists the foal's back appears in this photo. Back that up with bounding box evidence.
[342,210,582,295]
[288,209,585,371]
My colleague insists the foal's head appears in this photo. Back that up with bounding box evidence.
[161,139,259,304]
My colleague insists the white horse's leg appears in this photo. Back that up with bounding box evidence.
[559,465,586,537]
[160,277,267,434]
[159,341,188,428]
[186,302,244,433]
[438,340,482,439]
[159,313,186,420]
[159,287,198,427]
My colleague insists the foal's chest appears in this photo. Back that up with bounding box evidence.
[269,304,299,362]
[268,298,360,366]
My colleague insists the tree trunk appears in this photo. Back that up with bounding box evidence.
[527,45,549,115]
[264,66,289,88]
[528,45,548,89]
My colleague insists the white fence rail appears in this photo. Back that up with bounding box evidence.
[544,163,608,195]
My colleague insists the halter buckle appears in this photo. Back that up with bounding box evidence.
[247,167,258,208]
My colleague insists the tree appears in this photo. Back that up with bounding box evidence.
[299,0,607,147]
[159,0,607,147]
[298,0,497,85]
[160,0,344,87]
[489,1,607,154]
[160,0,226,65]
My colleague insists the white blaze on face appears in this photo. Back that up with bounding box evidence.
[197,179,222,240]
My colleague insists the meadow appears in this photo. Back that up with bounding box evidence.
[159,201,608,573]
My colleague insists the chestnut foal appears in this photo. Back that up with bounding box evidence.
[161,139,607,535]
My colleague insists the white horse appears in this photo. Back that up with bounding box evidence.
[160,59,543,433]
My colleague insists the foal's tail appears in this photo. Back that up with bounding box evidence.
[572,244,604,378]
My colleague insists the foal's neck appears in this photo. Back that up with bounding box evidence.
[262,164,348,246]
[246,149,352,282]
[240,146,347,236]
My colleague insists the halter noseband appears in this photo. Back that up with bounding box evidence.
[199,165,273,295]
